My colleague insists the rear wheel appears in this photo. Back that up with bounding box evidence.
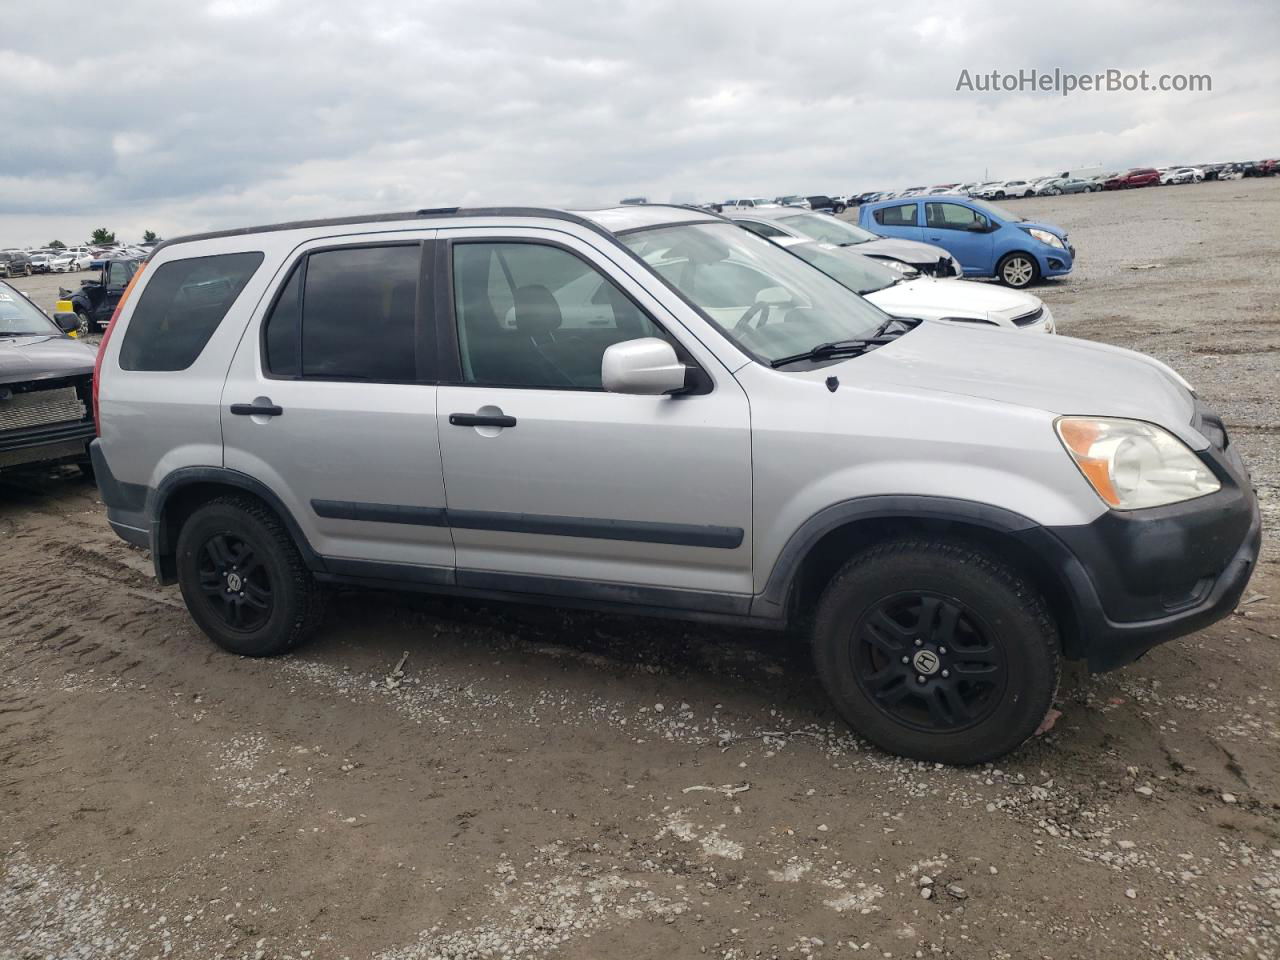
[997,252,1038,288]
[176,495,326,656]
[812,540,1059,764]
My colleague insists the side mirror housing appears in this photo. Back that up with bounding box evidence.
[53,312,79,335]
[601,338,688,395]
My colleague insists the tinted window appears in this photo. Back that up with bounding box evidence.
[262,264,301,376]
[452,242,666,389]
[874,203,917,227]
[735,220,788,239]
[263,245,421,381]
[119,252,264,371]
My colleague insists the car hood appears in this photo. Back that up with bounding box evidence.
[856,237,955,266]
[842,320,1199,440]
[867,276,1039,319]
[0,335,97,386]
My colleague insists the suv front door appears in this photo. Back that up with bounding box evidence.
[434,228,754,606]
[222,233,455,578]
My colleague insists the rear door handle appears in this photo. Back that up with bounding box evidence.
[449,413,516,428]
[230,402,284,417]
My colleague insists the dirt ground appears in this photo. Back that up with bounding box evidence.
[3,180,1279,960]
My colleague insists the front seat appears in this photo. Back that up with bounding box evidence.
[511,285,573,386]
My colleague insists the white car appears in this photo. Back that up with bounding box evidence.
[981,179,1035,200]
[774,236,1055,333]
[1161,167,1204,185]
[50,251,89,272]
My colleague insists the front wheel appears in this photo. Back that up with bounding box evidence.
[75,311,93,338]
[176,495,326,656]
[994,191,1006,200]
[997,252,1039,288]
[812,540,1059,764]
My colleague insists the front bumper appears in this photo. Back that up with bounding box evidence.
[1025,418,1260,671]
[0,420,96,470]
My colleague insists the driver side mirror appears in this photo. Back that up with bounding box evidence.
[53,312,79,335]
[602,338,689,395]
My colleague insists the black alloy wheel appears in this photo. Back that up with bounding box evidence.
[195,532,274,632]
[851,592,1005,732]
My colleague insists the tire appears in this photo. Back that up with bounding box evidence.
[175,495,326,657]
[994,191,1006,200]
[75,310,93,338]
[812,539,1059,764]
[996,252,1039,288]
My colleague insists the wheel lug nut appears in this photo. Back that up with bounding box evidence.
[915,638,923,647]
[941,670,950,678]
[938,646,947,655]
[917,675,926,684]
[901,656,910,664]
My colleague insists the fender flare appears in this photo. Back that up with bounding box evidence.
[149,466,326,579]
[750,495,1086,619]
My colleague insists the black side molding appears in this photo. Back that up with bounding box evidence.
[307,499,743,549]
[312,500,447,527]
[447,508,744,549]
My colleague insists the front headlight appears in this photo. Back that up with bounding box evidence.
[1056,417,1220,509]
[1028,228,1065,249]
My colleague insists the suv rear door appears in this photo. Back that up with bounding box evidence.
[221,232,454,578]
[433,227,754,604]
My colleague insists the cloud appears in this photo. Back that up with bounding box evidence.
[0,0,1276,244]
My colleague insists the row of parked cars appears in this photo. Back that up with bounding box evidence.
[10,199,1241,767]
[853,158,1277,204]
[0,242,154,278]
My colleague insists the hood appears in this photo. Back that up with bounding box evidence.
[842,320,1198,439]
[857,237,956,266]
[0,335,97,386]
[868,276,1039,319]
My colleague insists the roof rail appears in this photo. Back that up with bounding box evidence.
[148,205,613,257]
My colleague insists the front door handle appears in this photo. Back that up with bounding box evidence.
[230,402,284,417]
[449,413,516,428]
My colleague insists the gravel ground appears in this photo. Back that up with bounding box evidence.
[2,180,1278,960]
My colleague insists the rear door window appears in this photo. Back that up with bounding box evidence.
[261,243,425,382]
[118,252,264,371]
[874,203,918,227]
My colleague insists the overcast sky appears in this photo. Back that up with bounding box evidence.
[1,0,1277,246]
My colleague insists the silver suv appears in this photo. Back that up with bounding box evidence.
[91,205,1261,764]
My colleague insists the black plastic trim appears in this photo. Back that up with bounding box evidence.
[756,495,1040,617]
[455,568,751,616]
[229,403,283,417]
[0,420,96,453]
[311,499,447,527]
[448,413,516,428]
[447,508,744,549]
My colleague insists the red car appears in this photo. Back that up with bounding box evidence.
[1103,167,1161,190]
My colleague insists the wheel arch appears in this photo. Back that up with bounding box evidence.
[149,467,324,584]
[753,496,1088,659]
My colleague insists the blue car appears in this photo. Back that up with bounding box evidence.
[857,195,1075,288]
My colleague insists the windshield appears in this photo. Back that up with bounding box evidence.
[785,242,902,295]
[0,283,60,336]
[778,213,879,245]
[965,198,1022,223]
[620,223,888,363]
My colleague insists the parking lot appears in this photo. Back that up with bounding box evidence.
[2,179,1278,960]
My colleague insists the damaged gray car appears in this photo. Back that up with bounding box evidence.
[0,280,98,477]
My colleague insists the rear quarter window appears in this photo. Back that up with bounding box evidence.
[118,252,265,371]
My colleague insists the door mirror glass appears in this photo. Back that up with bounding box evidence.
[601,337,687,395]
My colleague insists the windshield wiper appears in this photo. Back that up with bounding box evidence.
[769,317,918,368]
